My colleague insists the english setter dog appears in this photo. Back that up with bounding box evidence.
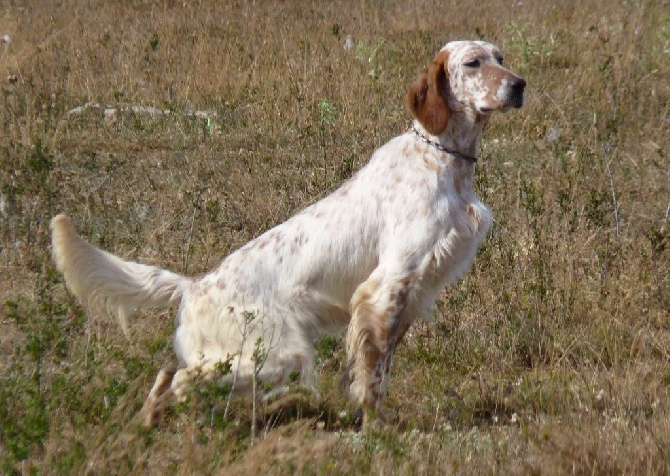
[51,40,525,427]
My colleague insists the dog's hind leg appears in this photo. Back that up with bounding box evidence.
[138,365,226,427]
[138,349,312,427]
[137,365,220,427]
[139,367,177,428]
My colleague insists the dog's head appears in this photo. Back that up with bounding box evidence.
[406,40,526,135]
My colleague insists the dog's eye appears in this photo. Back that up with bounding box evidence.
[496,56,504,65]
[465,59,480,68]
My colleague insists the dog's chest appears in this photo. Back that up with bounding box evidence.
[430,189,492,283]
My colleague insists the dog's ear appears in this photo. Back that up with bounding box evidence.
[405,50,450,135]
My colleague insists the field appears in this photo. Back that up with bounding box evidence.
[1,0,669,473]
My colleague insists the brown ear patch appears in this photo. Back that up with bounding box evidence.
[405,50,451,135]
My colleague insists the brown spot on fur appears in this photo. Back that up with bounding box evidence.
[398,287,408,301]
[336,182,352,197]
[420,151,442,173]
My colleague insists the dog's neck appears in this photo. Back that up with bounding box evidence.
[412,110,490,195]
[412,109,489,163]
[445,109,490,159]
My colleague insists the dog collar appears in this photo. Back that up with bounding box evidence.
[410,125,478,163]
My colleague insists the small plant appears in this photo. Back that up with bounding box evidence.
[183,358,235,436]
[0,264,68,471]
[27,138,53,176]
[353,38,385,77]
[149,32,160,51]
[315,335,341,363]
[251,336,269,442]
[318,98,338,126]
[506,21,556,67]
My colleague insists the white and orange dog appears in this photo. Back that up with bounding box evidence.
[51,40,525,426]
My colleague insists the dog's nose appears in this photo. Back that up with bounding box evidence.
[507,76,526,108]
[511,77,526,93]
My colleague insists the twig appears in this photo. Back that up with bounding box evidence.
[252,355,258,442]
[661,201,670,234]
[601,142,620,239]
[183,206,197,274]
[223,314,251,420]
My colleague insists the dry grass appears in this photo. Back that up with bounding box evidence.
[1,0,669,474]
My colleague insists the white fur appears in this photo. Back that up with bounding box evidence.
[50,40,525,426]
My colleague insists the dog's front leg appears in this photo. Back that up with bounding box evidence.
[346,272,412,425]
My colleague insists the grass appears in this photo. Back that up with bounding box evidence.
[1,0,669,473]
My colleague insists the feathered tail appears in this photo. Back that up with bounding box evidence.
[50,214,193,334]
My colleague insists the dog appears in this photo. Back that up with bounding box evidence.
[51,40,525,427]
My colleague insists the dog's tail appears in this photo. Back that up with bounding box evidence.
[50,214,194,335]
